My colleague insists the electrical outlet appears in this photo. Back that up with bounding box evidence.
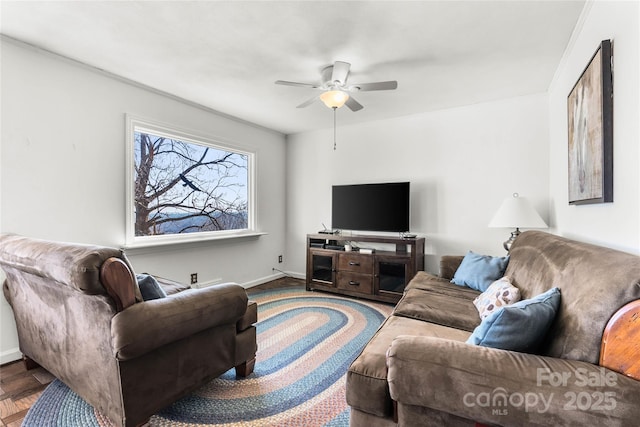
[278,255,283,263]
[190,273,198,284]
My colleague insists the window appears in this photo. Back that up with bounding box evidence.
[125,116,256,247]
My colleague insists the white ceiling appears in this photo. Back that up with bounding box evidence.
[0,1,584,135]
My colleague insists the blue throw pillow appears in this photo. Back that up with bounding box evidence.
[466,287,561,352]
[136,274,167,301]
[451,251,509,291]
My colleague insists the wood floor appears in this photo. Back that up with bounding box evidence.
[0,361,55,427]
[0,276,303,427]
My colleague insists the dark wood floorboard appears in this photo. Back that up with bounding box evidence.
[247,276,304,293]
[0,276,302,426]
[0,360,52,427]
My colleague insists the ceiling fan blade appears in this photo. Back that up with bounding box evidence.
[345,96,363,112]
[275,80,320,89]
[331,61,351,85]
[296,95,319,108]
[351,81,398,91]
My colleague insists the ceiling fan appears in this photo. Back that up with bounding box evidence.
[275,61,398,112]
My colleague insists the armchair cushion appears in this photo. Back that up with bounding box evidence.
[451,251,509,292]
[466,287,561,352]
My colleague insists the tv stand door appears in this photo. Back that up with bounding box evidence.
[375,256,411,297]
[306,249,337,291]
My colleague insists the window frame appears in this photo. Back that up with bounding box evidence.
[124,115,258,248]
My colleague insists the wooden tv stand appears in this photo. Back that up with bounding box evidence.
[306,233,425,304]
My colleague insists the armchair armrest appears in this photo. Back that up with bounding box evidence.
[111,283,248,360]
[387,335,640,426]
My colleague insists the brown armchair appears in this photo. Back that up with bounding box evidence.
[0,234,257,427]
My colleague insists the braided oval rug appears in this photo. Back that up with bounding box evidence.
[23,287,392,426]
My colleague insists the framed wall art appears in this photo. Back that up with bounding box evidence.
[567,39,613,205]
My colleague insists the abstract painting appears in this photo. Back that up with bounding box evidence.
[567,39,613,205]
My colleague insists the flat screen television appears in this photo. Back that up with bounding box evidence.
[332,182,410,232]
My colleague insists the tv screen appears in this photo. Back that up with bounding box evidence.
[332,182,410,232]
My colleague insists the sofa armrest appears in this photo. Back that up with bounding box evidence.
[387,335,640,426]
[439,255,464,280]
[111,283,248,360]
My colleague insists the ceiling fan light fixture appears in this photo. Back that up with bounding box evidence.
[320,90,349,109]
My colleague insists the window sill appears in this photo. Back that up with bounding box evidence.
[122,231,267,252]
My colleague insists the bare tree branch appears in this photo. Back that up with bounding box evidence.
[133,132,248,236]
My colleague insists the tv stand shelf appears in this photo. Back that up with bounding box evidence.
[306,233,425,304]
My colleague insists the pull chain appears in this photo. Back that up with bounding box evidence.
[333,106,337,150]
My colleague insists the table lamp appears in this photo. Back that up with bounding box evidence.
[489,193,548,251]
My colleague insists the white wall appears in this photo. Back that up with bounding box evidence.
[548,0,640,253]
[0,62,15,362]
[0,39,287,363]
[286,93,550,276]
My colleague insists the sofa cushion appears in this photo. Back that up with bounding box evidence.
[451,251,509,292]
[399,272,481,332]
[466,287,561,352]
[473,276,521,319]
[394,287,481,332]
[136,274,167,301]
[405,271,481,300]
[346,315,470,418]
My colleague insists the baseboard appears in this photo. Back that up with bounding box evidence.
[287,271,305,280]
[191,278,223,289]
[241,271,305,289]
[0,347,22,365]
[241,272,285,289]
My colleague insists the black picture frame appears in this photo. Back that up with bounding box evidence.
[567,39,613,205]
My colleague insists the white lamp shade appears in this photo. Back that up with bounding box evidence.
[320,90,349,109]
[488,194,547,229]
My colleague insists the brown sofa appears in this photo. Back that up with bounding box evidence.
[346,231,640,426]
[0,234,257,427]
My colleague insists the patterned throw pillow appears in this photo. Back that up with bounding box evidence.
[473,276,521,319]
